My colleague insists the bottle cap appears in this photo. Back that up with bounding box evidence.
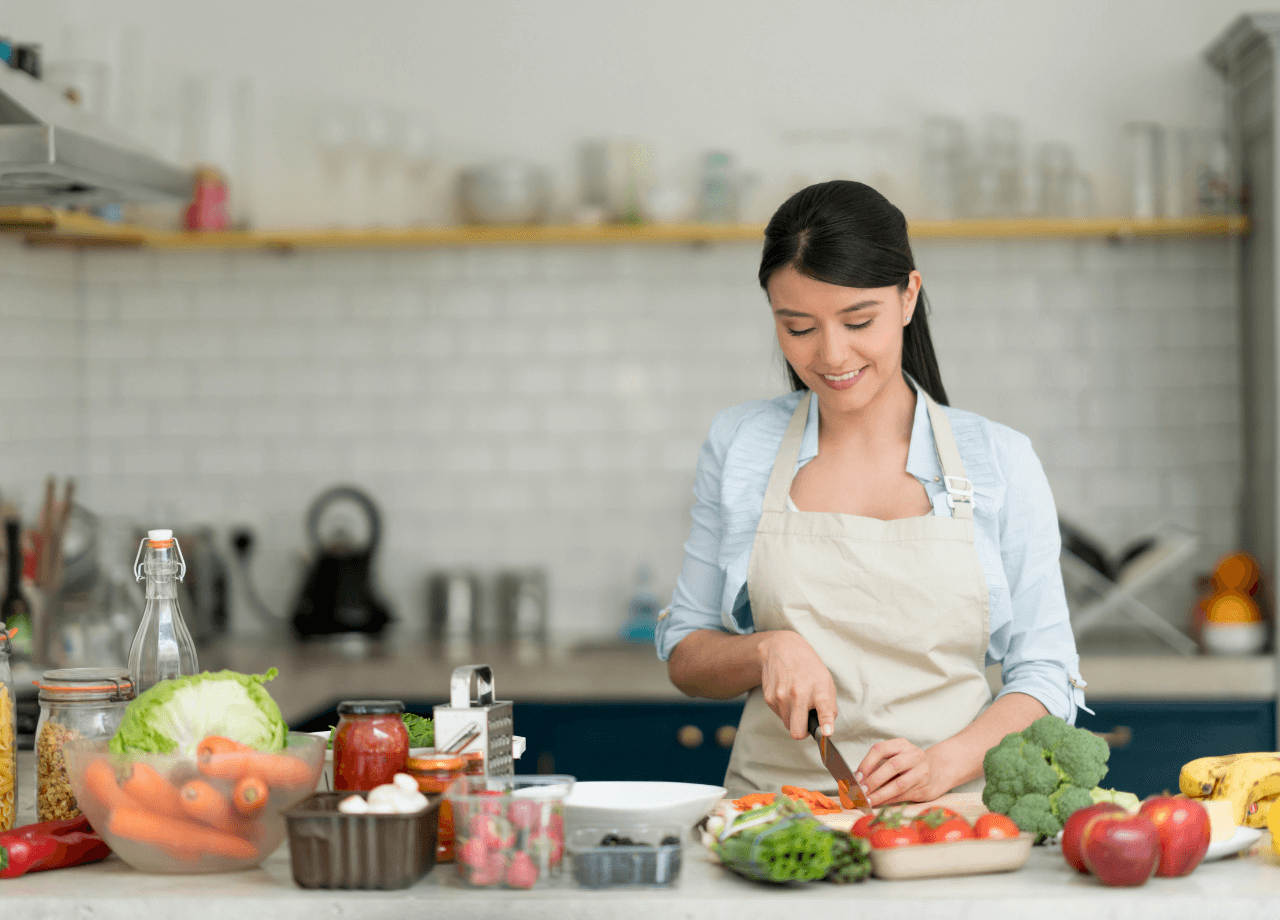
[147,529,173,542]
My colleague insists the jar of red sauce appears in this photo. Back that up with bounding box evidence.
[407,753,464,862]
[333,700,409,791]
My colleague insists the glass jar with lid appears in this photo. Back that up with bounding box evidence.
[35,667,135,822]
[0,629,15,831]
[407,753,464,862]
[333,700,409,791]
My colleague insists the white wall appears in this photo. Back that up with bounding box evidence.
[45,236,1237,641]
[3,0,1268,226]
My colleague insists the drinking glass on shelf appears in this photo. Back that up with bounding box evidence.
[1035,142,1075,218]
[972,116,1023,218]
[920,116,971,220]
[1123,122,1165,219]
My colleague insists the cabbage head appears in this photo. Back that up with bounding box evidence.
[109,669,287,757]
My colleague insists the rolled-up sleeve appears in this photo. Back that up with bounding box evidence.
[992,432,1088,723]
[655,408,744,661]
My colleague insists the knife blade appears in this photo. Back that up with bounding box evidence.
[807,710,872,811]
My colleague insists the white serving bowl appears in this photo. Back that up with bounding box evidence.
[1202,620,1269,656]
[562,781,726,837]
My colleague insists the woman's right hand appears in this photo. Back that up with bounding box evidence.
[757,630,838,740]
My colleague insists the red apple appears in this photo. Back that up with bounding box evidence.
[1080,812,1159,887]
[1138,796,1211,877]
[1062,803,1126,874]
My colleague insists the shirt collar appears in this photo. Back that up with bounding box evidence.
[797,375,943,485]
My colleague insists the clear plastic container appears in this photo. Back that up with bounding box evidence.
[0,630,15,831]
[128,530,199,695]
[35,667,134,821]
[446,774,574,889]
[567,823,683,889]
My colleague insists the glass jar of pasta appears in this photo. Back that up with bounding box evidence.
[35,668,134,822]
[0,630,15,831]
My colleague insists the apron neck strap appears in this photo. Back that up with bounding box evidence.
[917,386,974,520]
[762,392,812,513]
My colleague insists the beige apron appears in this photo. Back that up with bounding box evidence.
[723,387,992,798]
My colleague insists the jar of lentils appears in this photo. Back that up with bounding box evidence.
[35,668,134,822]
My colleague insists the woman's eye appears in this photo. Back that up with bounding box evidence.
[785,327,815,337]
[846,320,872,331]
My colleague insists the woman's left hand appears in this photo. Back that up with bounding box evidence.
[854,739,952,807]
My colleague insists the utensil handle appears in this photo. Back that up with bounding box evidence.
[806,709,820,738]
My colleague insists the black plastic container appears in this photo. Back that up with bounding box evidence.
[284,791,440,889]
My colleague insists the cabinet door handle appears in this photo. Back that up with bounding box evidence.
[677,725,704,749]
[715,725,737,748]
[1093,726,1132,749]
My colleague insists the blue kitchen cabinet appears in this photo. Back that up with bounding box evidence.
[1076,700,1276,799]
[513,700,746,784]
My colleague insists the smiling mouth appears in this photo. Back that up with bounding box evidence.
[822,368,863,382]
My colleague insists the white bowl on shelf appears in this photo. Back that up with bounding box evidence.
[562,781,726,836]
[1202,621,1269,656]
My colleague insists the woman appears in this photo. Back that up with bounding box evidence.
[656,180,1087,806]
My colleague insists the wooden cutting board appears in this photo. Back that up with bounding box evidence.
[816,793,987,832]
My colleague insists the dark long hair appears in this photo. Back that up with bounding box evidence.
[758,180,948,405]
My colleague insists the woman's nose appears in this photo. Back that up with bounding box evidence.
[818,328,846,368]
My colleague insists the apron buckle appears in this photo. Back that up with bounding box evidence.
[944,475,974,509]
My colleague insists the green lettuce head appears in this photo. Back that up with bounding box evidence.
[109,669,288,757]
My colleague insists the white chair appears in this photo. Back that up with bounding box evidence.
[1060,524,1200,656]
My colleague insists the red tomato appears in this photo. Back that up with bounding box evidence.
[922,817,976,844]
[974,813,1020,839]
[850,814,877,839]
[870,824,921,849]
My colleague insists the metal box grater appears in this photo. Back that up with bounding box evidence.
[432,664,514,776]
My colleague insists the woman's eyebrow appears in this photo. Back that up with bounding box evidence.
[772,299,880,318]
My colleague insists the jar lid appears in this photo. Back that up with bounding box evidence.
[407,754,464,772]
[337,700,405,716]
[36,667,135,701]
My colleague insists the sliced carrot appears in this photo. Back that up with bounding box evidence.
[781,785,841,814]
[179,780,241,834]
[197,736,254,759]
[107,806,259,860]
[84,758,137,813]
[732,792,777,810]
[122,763,187,820]
[836,779,857,811]
[232,776,269,818]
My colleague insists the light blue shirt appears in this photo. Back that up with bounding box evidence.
[656,384,1089,724]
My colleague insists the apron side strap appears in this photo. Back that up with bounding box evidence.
[762,392,812,513]
[919,389,975,519]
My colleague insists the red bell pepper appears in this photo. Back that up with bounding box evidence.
[0,815,113,878]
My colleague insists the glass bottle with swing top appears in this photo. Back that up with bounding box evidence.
[127,529,199,695]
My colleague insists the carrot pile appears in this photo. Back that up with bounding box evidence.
[83,735,312,863]
[731,786,844,816]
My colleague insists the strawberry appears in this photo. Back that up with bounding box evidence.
[525,830,564,866]
[458,835,489,869]
[469,851,507,887]
[505,851,539,889]
[508,799,542,830]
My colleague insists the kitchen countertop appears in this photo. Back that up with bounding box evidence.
[4,750,1279,920]
[193,638,1277,724]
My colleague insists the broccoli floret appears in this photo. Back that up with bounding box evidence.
[1007,793,1063,838]
[982,734,1030,798]
[1050,728,1110,790]
[1050,784,1095,822]
[1020,741,1061,796]
[982,787,1016,815]
[1022,715,1070,754]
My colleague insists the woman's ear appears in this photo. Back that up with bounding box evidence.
[902,271,923,326]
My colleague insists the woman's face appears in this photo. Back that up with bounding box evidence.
[767,264,922,412]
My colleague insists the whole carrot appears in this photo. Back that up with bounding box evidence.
[198,751,313,788]
[179,780,240,834]
[197,736,253,759]
[121,763,187,821]
[107,807,259,860]
[83,759,137,812]
[232,776,269,818]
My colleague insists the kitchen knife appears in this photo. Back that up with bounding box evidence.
[807,710,872,811]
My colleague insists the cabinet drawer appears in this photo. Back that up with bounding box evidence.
[1077,700,1277,799]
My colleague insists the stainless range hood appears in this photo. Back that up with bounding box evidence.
[0,63,190,206]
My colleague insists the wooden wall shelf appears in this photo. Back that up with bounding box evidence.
[0,207,1249,252]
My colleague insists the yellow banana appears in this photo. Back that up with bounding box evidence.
[1216,758,1280,825]
[1180,752,1280,798]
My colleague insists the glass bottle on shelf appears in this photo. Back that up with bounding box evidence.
[1,517,34,660]
[127,529,198,694]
